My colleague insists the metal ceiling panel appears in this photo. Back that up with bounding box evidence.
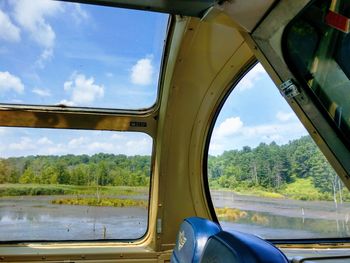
[59,0,219,17]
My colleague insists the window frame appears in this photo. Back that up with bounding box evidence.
[249,0,350,210]
[281,0,350,150]
[0,1,171,114]
[203,60,350,244]
[0,0,174,245]
[203,60,258,226]
[0,128,154,243]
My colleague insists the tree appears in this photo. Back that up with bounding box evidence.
[19,167,35,184]
[0,159,9,183]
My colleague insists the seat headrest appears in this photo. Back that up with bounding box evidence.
[171,217,222,263]
[200,231,289,263]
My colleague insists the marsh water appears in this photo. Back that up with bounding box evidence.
[1,191,350,241]
[0,195,148,241]
[212,191,350,239]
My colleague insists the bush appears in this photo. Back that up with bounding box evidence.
[215,207,247,221]
[51,197,147,208]
[283,178,324,201]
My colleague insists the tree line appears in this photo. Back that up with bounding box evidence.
[208,135,348,201]
[0,153,151,187]
[0,136,348,201]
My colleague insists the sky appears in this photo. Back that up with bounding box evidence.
[0,0,167,108]
[208,64,308,156]
[0,0,308,158]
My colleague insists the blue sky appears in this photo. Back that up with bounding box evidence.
[0,0,308,158]
[208,64,308,156]
[0,0,167,108]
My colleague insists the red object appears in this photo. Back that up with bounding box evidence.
[325,10,349,33]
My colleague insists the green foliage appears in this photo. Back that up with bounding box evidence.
[0,136,348,202]
[0,184,66,196]
[0,184,147,197]
[0,159,20,183]
[0,154,151,188]
[283,178,323,200]
[208,136,348,201]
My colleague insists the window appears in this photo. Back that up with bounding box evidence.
[284,0,350,144]
[0,128,152,241]
[0,0,168,109]
[207,64,350,239]
[0,0,163,242]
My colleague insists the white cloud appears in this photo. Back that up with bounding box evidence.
[214,117,243,138]
[131,57,154,85]
[35,48,54,68]
[58,99,75,106]
[111,134,124,140]
[276,111,296,122]
[38,137,53,145]
[32,88,51,97]
[0,127,8,136]
[44,144,65,155]
[12,0,61,48]
[236,63,265,92]
[9,137,35,151]
[240,123,305,139]
[0,128,153,157]
[0,9,21,42]
[68,137,87,147]
[0,71,24,94]
[11,0,62,67]
[87,142,114,152]
[63,73,104,106]
[210,116,308,156]
[70,3,89,24]
[125,138,152,155]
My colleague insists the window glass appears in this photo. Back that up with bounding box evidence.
[0,0,168,109]
[208,64,350,239]
[284,0,350,143]
[0,127,152,241]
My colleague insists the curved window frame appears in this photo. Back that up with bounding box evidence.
[203,60,258,226]
[203,60,350,244]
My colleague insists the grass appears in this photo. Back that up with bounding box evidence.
[283,178,323,201]
[251,214,269,224]
[215,207,269,225]
[0,184,147,197]
[212,187,285,199]
[51,197,147,208]
[215,207,247,221]
[235,189,285,199]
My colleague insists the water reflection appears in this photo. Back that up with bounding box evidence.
[0,196,148,241]
[212,190,350,239]
[219,210,350,238]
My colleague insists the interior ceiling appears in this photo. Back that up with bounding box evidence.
[59,0,219,17]
[61,0,277,32]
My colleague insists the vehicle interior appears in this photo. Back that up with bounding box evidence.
[0,0,350,262]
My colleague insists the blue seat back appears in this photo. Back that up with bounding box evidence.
[200,231,288,263]
[171,217,221,263]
